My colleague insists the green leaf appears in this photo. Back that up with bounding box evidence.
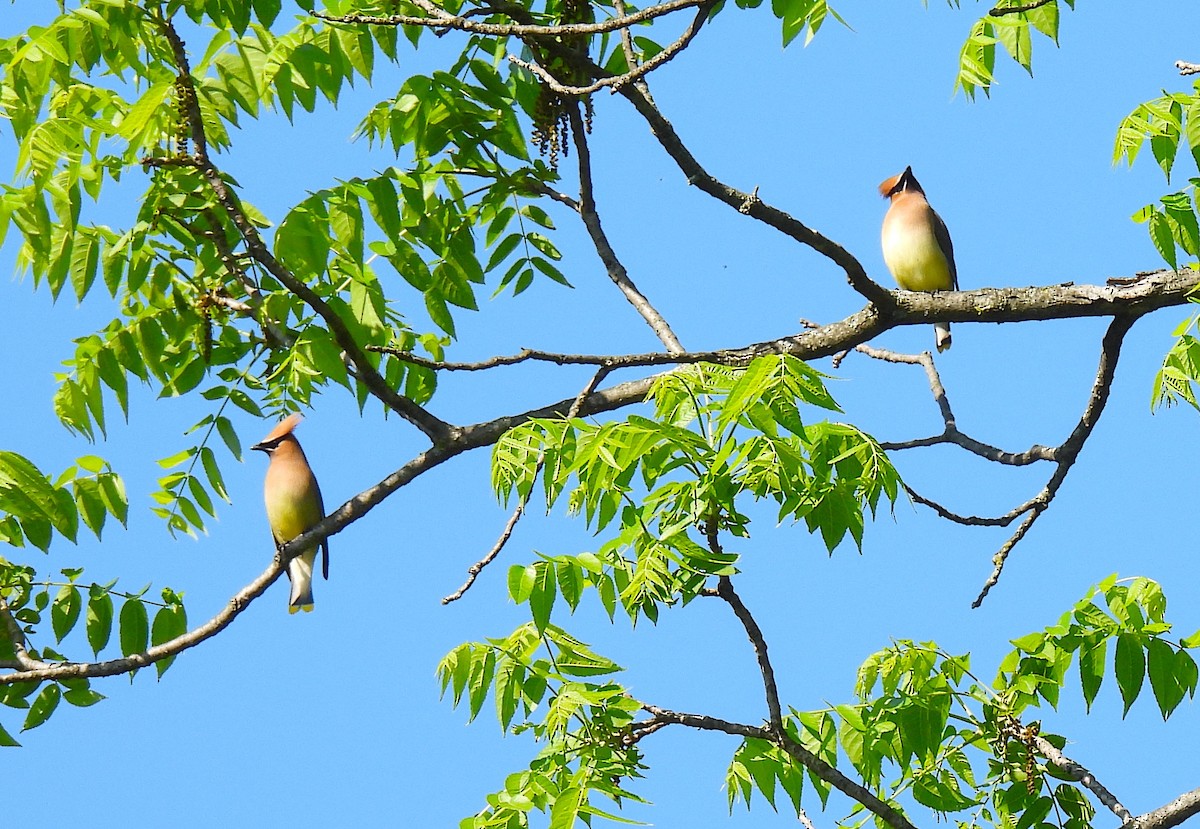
[1078,636,1105,712]
[118,598,149,658]
[1114,632,1145,716]
[508,564,536,604]
[1147,638,1186,719]
[86,586,113,655]
[494,659,523,730]
[50,584,82,643]
[529,562,557,633]
[63,686,105,707]
[22,684,61,731]
[549,785,582,829]
[276,200,330,277]
[151,593,188,678]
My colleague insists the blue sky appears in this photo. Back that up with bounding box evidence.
[3,1,1200,826]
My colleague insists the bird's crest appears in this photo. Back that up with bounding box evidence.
[878,166,922,198]
[259,413,303,445]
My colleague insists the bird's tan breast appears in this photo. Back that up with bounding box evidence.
[881,200,953,293]
[263,461,321,544]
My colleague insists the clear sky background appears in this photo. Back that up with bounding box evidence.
[3,2,1200,827]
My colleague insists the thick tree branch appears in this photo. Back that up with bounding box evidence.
[1177,61,1200,76]
[376,272,1197,379]
[3,279,1177,681]
[1031,732,1132,822]
[1129,787,1200,829]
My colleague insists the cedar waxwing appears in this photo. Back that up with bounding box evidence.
[879,166,958,352]
[251,414,329,613]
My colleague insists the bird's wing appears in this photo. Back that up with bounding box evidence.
[930,208,958,290]
[315,481,330,581]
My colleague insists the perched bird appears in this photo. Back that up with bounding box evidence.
[879,166,958,352]
[251,414,329,613]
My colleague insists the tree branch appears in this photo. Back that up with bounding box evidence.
[311,0,706,38]
[615,82,894,307]
[2,281,1175,680]
[988,0,1056,17]
[441,367,612,604]
[638,703,918,829]
[1129,786,1200,829]
[715,576,784,732]
[858,343,1056,465]
[569,106,685,353]
[0,558,288,684]
[703,515,783,732]
[1031,732,1132,822]
[0,594,51,672]
[507,0,713,95]
[972,314,1135,607]
[154,15,454,445]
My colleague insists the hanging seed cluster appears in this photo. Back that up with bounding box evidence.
[530,0,596,168]
[173,74,192,158]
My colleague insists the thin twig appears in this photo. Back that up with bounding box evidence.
[704,515,783,732]
[614,80,894,307]
[440,497,528,605]
[856,343,1056,465]
[612,0,648,97]
[507,1,712,95]
[973,315,1135,607]
[441,367,613,604]
[988,0,1055,16]
[569,106,685,353]
[369,344,744,370]
[639,703,918,829]
[1176,61,1200,76]
[716,577,783,732]
[311,0,705,37]
[903,481,1043,527]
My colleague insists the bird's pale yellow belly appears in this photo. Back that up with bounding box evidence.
[882,225,953,293]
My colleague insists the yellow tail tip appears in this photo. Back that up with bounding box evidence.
[288,603,315,614]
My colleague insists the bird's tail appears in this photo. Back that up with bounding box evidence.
[935,322,952,353]
[287,548,318,613]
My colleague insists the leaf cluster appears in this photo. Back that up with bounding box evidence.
[725,576,1196,829]
[438,621,645,828]
[0,562,187,745]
